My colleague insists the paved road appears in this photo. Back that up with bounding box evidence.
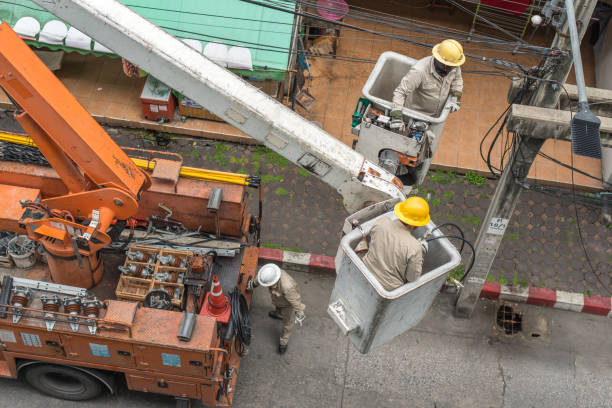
[2,268,611,408]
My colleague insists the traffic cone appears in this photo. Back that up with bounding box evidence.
[200,275,231,323]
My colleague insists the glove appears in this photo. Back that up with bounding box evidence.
[246,278,258,291]
[447,97,460,113]
[389,110,404,131]
[419,238,429,255]
[294,313,305,326]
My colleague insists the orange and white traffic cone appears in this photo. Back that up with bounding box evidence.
[200,275,231,323]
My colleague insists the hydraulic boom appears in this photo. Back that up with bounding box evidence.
[28,0,406,213]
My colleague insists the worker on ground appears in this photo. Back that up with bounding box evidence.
[248,264,306,354]
[390,39,465,129]
[362,197,430,291]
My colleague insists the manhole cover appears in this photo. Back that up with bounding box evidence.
[496,305,522,335]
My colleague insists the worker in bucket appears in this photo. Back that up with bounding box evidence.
[248,264,306,354]
[390,39,464,128]
[362,197,430,291]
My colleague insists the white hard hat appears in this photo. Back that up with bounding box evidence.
[257,264,281,287]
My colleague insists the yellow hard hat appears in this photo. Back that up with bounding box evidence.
[394,197,431,227]
[432,39,465,67]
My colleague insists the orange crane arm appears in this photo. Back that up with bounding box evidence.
[0,22,150,198]
[0,23,151,288]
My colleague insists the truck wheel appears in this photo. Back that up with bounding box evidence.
[22,364,105,401]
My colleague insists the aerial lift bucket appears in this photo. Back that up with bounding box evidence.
[356,51,452,186]
[328,199,461,353]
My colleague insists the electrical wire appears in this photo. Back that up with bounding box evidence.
[229,288,251,346]
[557,85,610,295]
[425,234,475,281]
[428,223,466,253]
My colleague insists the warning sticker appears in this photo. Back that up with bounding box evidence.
[0,329,16,343]
[20,333,42,347]
[486,218,509,236]
[89,343,110,358]
[161,353,181,367]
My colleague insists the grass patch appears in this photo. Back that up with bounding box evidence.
[266,150,289,168]
[275,187,290,196]
[230,156,248,165]
[503,232,519,242]
[430,170,456,184]
[190,149,200,158]
[487,275,496,282]
[442,213,458,220]
[582,290,592,297]
[212,144,230,166]
[443,191,453,200]
[261,243,305,253]
[237,168,248,175]
[431,198,441,207]
[261,175,283,184]
[464,170,485,188]
[298,168,310,178]
[498,277,508,285]
[446,264,465,284]
[461,215,481,226]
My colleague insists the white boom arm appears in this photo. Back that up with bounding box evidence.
[31,0,405,212]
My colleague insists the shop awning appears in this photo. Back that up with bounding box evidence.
[0,0,295,81]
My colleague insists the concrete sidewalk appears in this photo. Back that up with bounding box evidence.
[234,268,612,408]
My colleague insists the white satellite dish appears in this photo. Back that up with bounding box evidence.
[203,42,228,67]
[39,20,68,45]
[13,16,40,40]
[227,46,253,70]
[65,26,91,50]
[182,39,202,53]
[93,41,113,53]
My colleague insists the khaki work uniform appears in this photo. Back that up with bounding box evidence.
[268,269,305,346]
[392,55,463,117]
[362,217,424,291]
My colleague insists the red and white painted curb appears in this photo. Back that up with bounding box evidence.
[258,247,612,318]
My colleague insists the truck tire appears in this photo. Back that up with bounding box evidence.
[21,363,105,401]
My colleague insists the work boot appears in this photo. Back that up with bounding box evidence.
[278,344,287,354]
[268,310,282,320]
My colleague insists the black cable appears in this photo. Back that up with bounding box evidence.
[229,288,251,346]
[556,84,610,295]
[425,234,475,281]
[428,223,466,253]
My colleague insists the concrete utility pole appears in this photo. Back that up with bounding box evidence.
[455,0,599,317]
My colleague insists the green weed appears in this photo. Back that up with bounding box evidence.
[464,170,485,188]
[261,175,283,184]
[190,149,200,158]
[430,170,456,184]
[298,168,310,178]
[261,243,305,253]
[431,198,441,207]
[443,191,453,200]
[212,144,230,165]
[446,264,465,283]
[504,232,519,242]
[230,156,248,165]
[461,215,481,226]
[275,187,289,196]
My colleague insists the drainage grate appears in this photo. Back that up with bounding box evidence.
[496,305,522,335]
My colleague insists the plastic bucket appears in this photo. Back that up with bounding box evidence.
[8,235,37,269]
